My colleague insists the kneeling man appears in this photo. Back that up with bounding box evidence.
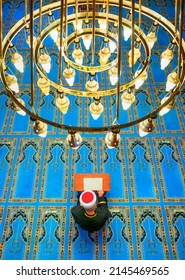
[71,190,111,232]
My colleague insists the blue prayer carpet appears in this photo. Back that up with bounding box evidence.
[0,0,185,260]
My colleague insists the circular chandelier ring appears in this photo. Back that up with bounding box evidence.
[1,0,185,54]
[34,16,150,97]
[0,80,180,133]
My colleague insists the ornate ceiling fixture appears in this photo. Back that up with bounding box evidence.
[0,0,184,149]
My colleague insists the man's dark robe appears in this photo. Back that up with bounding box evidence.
[71,196,111,232]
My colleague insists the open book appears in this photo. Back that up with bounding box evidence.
[83,178,103,190]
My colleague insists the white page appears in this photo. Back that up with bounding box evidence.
[83,178,103,190]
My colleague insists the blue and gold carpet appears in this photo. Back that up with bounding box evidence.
[0,0,185,260]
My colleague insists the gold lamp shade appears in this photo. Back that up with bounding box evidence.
[85,73,99,92]
[128,47,141,67]
[37,77,50,95]
[63,67,76,86]
[139,118,155,137]
[99,46,111,65]
[160,48,174,70]
[121,88,136,110]
[89,100,104,120]
[5,73,19,93]
[72,47,84,65]
[147,31,157,49]
[56,94,70,114]
[109,66,118,85]
[82,34,92,50]
[66,131,82,150]
[33,120,48,138]
[105,129,121,149]
[38,53,51,73]
[166,71,179,91]
[134,69,148,89]
[11,52,24,73]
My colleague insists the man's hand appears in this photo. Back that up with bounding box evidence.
[98,190,104,197]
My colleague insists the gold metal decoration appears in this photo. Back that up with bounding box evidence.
[85,72,99,92]
[166,71,179,92]
[139,118,155,137]
[0,0,184,142]
[37,77,50,95]
[160,47,174,70]
[56,94,70,114]
[121,88,136,110]
[4,73,19,93]
[38,52,51,73]
[105,129,121,149]
[63,66,76,86]
[33,120,48,138]
[66,130,82,150]
[89,98,104,120]
[109,66,118,85]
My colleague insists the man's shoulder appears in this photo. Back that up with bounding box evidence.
[71,205,84,214]
[96,206,111,216]
[98,196,107,203]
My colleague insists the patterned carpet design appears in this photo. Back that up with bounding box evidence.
[0,0,185,260]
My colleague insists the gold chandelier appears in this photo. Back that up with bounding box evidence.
[0,0,184,149]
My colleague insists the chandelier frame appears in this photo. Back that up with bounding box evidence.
[0,0,184,133]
